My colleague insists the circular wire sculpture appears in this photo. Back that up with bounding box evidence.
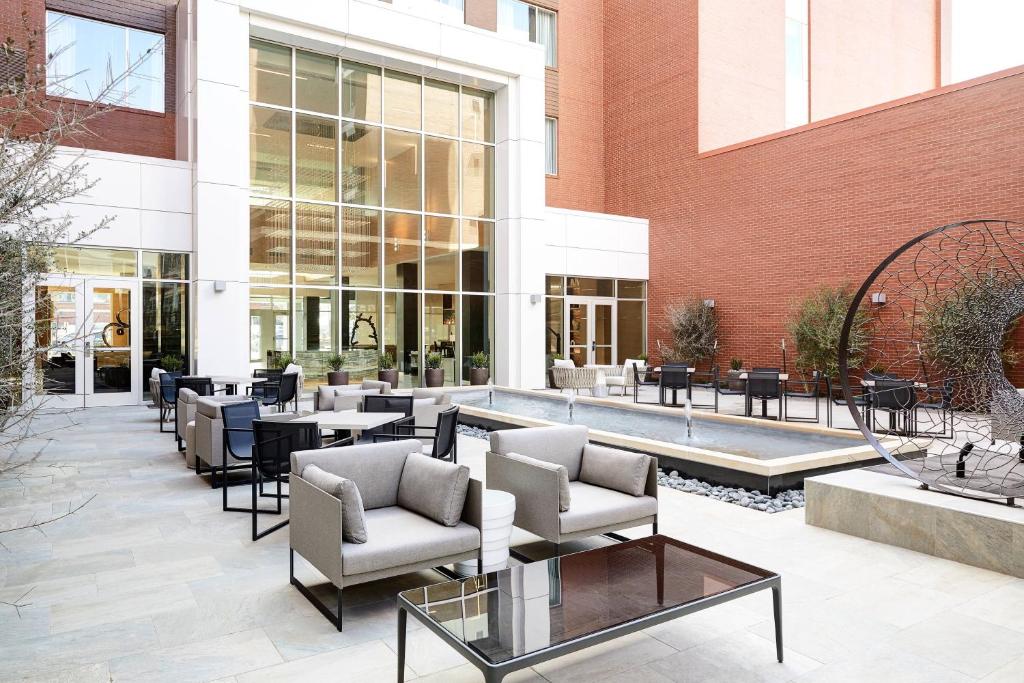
[838,219,1024,505]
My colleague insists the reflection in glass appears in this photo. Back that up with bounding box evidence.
[341,122,381,206]
[295,288,338,354]
[545,296,563,358]
[342,289,381,382]
[342,208,381,287]
[566,277,613,297]
[546,275,564,296]
[51,247,137,277]
[461,88,493,142]
[296,50,338,114]
[462,294,493,383]
[384,291,420,388]
[425,217,458,291]
[295,114,337,201]
[383,70,421,129]
[462,142,493,218]
[142,252,188,280]
[425,293,457,385]
[295,203,337,285]
[593,303,613,365]
[424,79,459,136]
[568,302,587,367]
[617,300,646,364]
[384,129,422,210]
[617,280,646,299]
[384,212,422,289]
[90,287,132,393]
[342,62,381,122]
[425,136,459,215]
[249,288,291,364]
[250,39,291,107]
[250,106,291,196]
[461,220,492,292]
[35,285,77,394]
[250,198,291,285]
[143,281,188,396]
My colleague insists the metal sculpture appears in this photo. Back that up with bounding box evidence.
[838,219,1024,507]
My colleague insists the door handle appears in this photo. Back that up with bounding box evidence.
[591,341,596,351]
[84,340,92,357]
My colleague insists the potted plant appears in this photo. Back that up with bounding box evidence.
[424,352,444,388]
[377,352,398,388]
[469,351,490,385]
[161,353,183,374]
[728,357,745,391]
[326,352,348,386]
[269,352,294,370]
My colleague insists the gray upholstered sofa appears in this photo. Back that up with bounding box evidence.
[191,395,260,474]
[409,388,452,436]
[486,425,658,547]
[313,379,392,412]
[289,439,482,630]
[176,387,200,452]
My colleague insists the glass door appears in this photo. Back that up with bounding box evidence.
[565,297,616,366]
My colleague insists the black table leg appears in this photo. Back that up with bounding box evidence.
[397,606,407,682]
[772,584,783,663]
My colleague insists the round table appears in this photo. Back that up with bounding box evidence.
[455,489,516,575]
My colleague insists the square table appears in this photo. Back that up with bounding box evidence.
[209,375,266,395]
[290,409,407,432]
[396,535,782,683]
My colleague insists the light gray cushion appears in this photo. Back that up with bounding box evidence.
[553,358,575,368]
[559,481,658,534]
[397,454,470,527]
[329,388,379,412]
[489,425,588,480]
[301,464,368,544]
[342,506,479,576]
[177,387,199,405]
[291,440,421,510]
[411,388,449,402]
[579,444,650,497]
[412,397,436,409]
[196,395,251,418]
[503,452,571,511]
[361,379,392,394]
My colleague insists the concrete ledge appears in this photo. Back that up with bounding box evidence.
[806,469,1024,578]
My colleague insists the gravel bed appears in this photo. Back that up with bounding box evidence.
[456,424,492,440]
[658,468,805,513]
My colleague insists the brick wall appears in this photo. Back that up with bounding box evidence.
[1,0,176,159]
[600,0,1024,381]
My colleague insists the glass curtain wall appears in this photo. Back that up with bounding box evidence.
[249,39,495,386]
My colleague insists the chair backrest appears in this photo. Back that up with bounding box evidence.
[430,405,460,459]
[175,376,214,400]
[872,379,916,410]
[221,400,260,458]
[253,368,283,379]
[747,371,781,398]
[489,424,587,480]
[253,419,321,478]
[275,372,299,404]
[752,367,781,373]
[660,364,689,389]
[363,394,414,417]
[939,378,955,407]
[159,371,183,402]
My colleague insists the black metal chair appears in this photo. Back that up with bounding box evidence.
[825,375,869,430]
[746,371,781,420]
[173,376,215,448]
[360,394,415,442]
[659,364,691,407]
[216,400,260,492]
[867,379,919,436]
[249,368,283,400]
[257,372,299,412]
[917,378,955,438]
[783,370,822,423]
[632,363,659,404]
[715,366,745,398]
[374,405,460,463]
[158,371,183,432]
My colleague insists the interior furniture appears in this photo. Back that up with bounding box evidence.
[454,489,515,575]
[193,394,262,480]
[486,425,658,552]
[550,366,598,395]
[783,371,822,423]
[174,377,215,448]
[631,363,659,404]
[824,375,869,430]
[157,371,183,431]
[254,372,299,413]
[396,535,783,683]
[745,371,782,420]
[360,394,415,442]
[209,375,266,396]
[373,405,460,462]
[289,440,483,630]
[312,379,392,412]
[865,378,919,436]
[175,388,202,452]
[250,368,283,400]
[917,378,955,438]
[659,364,691,406]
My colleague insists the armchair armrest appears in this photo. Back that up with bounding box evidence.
[485,451,561,543]
[289,474,343,585]
[462,478,483,530]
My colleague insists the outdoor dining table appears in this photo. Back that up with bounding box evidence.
[737,372,789,419]
[290,409,407,435]
[209,375,266,396]
[858,379,928,435]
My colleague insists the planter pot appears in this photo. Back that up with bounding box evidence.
[326,370,349,386]
[378,369,398,389]
[469,368,490,386]
[424,368,444,388]
[728,369,745,392]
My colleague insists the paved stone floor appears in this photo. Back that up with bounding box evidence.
[1,405,1023,682]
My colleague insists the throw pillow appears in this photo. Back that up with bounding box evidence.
[579,444,649,497]
[502,452,571,511]
[301,464,368,543]
[397,454,470,527]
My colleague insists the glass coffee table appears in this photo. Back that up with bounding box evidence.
[396,534,782,683]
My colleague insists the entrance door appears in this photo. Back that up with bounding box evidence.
[566,298,616,366]
[34,278,140,407]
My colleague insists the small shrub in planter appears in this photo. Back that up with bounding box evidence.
[326,353,348,386]
[727,358,745,391]
[469,351,490,385]
[161,354,183,373]
[269,353,294,370]
[377,352,398,388]
[424,352,444,387]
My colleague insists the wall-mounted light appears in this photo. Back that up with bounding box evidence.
[871,292,887,305]
[703,299,715,308]
[214,280,227,293]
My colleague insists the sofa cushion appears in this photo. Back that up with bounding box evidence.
[579,444,650,497]
[503,452,570,511]
[321,387,378,412]
[411,388,450,402]
[559,481,658,534]
[177,387,199,405]
[489,425,588,480]
[291,440,421,510]
[623,359,646,375]
[553,358,575,368]
[397,454,470,526]
[196,395,252,418]
[342,506,479,576]
[301,464,368,543]
[361,379,392,394]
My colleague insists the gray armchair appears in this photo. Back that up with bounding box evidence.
[313,379,393,412]
[290,440,482,630]
[486,425,658,548]
[192,395,260,476]
[176,388,200,453]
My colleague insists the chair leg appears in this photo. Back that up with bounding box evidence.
[290,548,343,632]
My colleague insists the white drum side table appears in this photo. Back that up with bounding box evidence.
[456,489,516,575]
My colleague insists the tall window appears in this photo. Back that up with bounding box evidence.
[249,40,495,387]
[544,117,557,175]
[784,0,809,129]
[498,0,557,68]
[45,11,165,112]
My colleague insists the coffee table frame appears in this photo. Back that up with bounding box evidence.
[396,538,782,683]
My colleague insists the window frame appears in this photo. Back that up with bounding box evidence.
[544,116,558,176]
